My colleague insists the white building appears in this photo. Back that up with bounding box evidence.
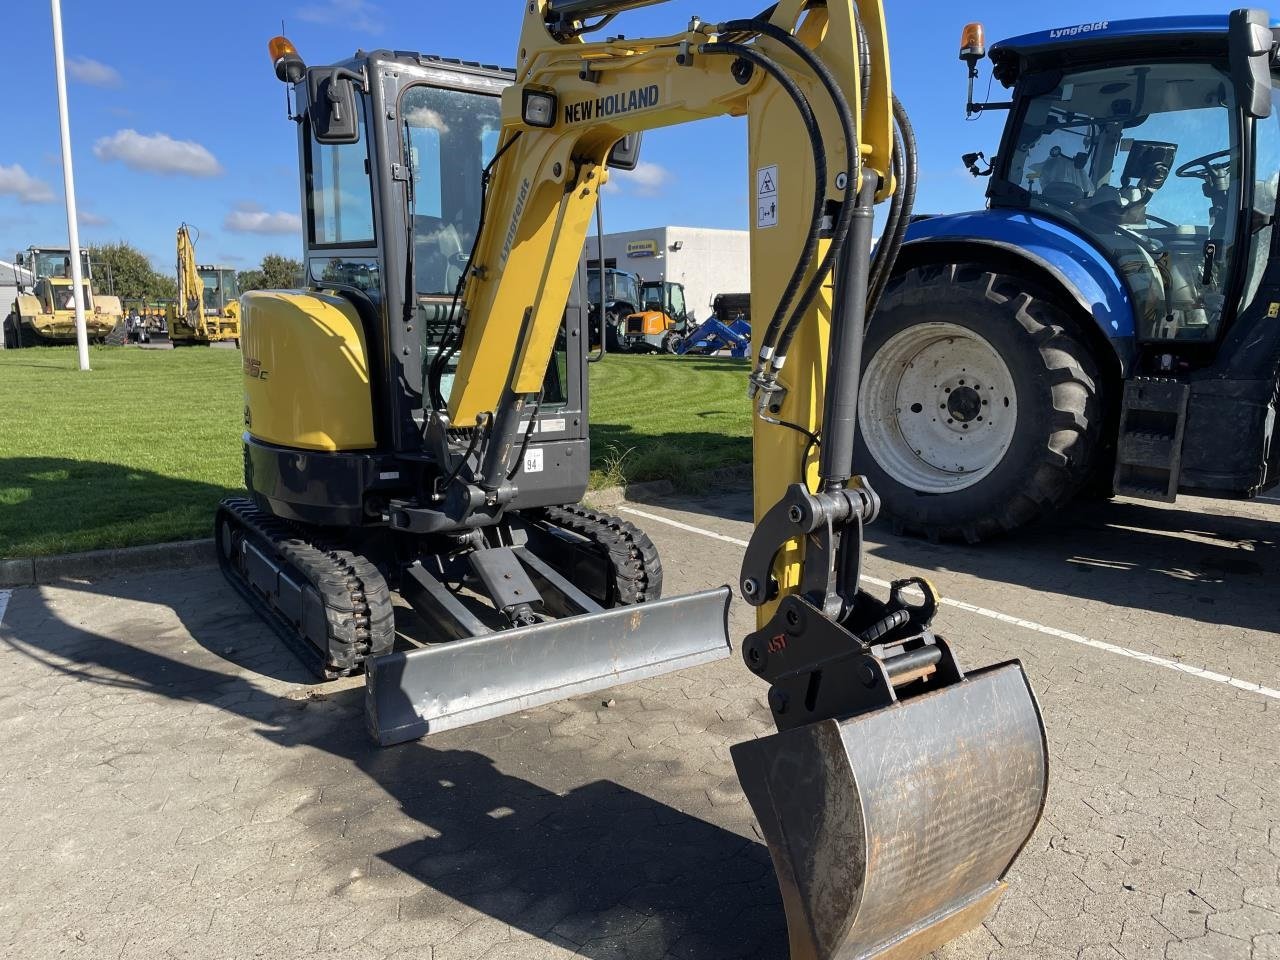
[579,226,749,322]
[0,261,35,348]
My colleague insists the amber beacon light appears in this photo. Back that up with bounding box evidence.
[269,35,307,83]
[959,22,986,64]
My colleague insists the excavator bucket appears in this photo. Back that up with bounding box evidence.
[731,659,1047,960]
[366,586,733,745]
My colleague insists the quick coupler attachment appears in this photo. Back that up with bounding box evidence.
[365,586,732,746]
[731,583,1048,959]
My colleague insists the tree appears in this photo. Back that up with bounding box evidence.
[87,241,174,301]
[239,254,302,292]
[236,269,266,293]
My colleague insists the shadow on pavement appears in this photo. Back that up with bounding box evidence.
[0,577,783,959]
[648,484,1279,635]
[868,498,1280,635]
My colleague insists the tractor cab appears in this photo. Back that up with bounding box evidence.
[638,279,687,323]
[20,247,95,314]
[198,266,240,317]
[974,15,1280,360]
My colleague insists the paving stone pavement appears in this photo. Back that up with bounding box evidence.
[0,489,1277,959]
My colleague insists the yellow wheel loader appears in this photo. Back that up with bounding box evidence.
[3,246,123,347]
[168,225,241,347]
[219,6,1049,957]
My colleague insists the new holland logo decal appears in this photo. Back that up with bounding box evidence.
[563,85,660,124]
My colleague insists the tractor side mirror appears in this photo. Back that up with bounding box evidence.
[308,66,363,144]
[607,133,643,171]
[14,253,23,266]
[1230,8,1274,120]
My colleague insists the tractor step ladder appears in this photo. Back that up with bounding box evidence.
[1112,377,1191,502]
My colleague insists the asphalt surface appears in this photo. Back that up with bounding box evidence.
[0,488,1277,959]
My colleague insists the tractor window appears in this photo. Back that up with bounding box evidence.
[202,274,220,313]
[1005,62,1240,342]
[668,283,686,319]
[1241,80,1280,315]
[307,98,375,246]
[31,251,90,281]
[401,85,503,297]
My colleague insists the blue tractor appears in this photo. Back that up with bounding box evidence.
[859,11,1280,540]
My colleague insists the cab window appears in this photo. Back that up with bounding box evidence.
[306,98,375,246]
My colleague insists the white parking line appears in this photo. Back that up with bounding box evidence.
[620,506,1280,702]
[0,590,9,629]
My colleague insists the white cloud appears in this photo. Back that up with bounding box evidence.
[296,0,383,32]
[93,129,223,177]
[224,202,302,235]
[604,161,671,198]
[0,164,55,204]
[78,210,110,227]
[67,56,122,88]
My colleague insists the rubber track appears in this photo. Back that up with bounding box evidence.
[216,496,394,679]
[536,504,664,604]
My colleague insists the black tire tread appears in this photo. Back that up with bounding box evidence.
[867,262,1102,542]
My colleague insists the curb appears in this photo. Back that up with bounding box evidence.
[586,463,752,509]
[0,539,215,589]
[0,463,753,590]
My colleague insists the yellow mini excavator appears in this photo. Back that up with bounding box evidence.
[169,224,241,347]
[219,4,1049,957]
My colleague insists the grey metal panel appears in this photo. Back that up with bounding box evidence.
[365,586,733,745]
[731,661,1048,960]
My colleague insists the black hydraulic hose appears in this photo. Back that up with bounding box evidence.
[868,124,905,311]
[868,95,918,319]
[698,40,827,373]
[718,19,861,370]
[854,9,871,117]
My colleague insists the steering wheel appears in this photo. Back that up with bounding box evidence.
[1176,148,1232,181]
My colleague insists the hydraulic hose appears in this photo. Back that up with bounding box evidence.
[718,19,861,373]
[868,95,918,319]
[698,40,827,376]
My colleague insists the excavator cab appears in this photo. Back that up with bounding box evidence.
[222,10,1051,959]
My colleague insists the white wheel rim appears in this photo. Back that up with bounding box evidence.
[859,322,1018,494]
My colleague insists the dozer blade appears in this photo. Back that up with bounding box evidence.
[366,586,732,745]
[731,660,1047,960]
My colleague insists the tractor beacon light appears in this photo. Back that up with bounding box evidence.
[269,36,307,84]
[960,22,987,64]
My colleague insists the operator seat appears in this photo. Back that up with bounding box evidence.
[1037,146,1092,204]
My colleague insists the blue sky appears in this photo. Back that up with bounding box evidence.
[0,0,1255,272]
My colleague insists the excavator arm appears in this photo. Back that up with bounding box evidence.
[175,223,203,332]
[421,5,1048,958]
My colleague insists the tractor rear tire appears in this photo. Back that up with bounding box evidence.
[855,263,1102,542]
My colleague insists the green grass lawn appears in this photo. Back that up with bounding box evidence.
[0,348,751,558]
